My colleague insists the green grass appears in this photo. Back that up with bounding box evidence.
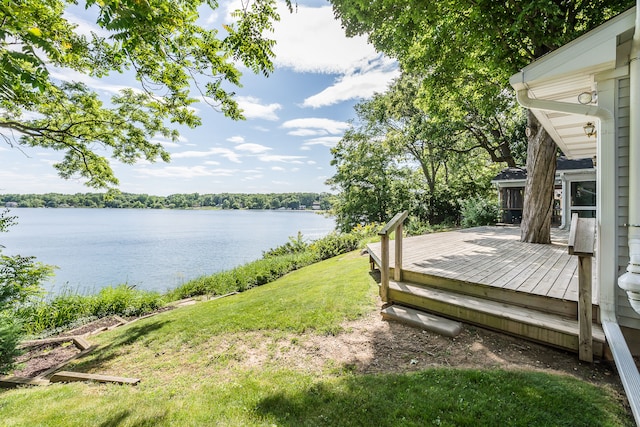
[0,252,632,426]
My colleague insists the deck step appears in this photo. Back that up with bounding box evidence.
[381,305,463,337]
[388,280,606,356]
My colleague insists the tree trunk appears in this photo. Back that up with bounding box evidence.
[520,110,557,244]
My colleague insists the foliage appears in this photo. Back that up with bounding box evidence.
[460,195,500,228]
[310,232,360,260]
[405,216,433,236]
[0,209,53,372]
[329,0,633,240]
[18,285,164,336]
[0,192,332,210]
[326,121,415,232]
[0,315,22,374]
[1,0,284,190]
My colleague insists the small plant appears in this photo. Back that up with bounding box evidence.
[405,216,433,236]
[0,316,22,374]
[460,195,500,228]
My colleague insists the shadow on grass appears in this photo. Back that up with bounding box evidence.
[255,370,627,426]
[69,319,172,372]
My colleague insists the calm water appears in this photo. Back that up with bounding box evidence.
[1,209,335,295]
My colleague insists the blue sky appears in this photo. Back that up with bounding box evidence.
[1,0,399,196]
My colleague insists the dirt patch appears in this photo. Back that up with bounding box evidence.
[12,341,81,378]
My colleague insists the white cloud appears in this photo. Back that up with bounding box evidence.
[271,166,286,172]
[281,118,349,135]
[204,160,221,166]
[258,154,306,163]
[287,129,327,137]
[237,96,282,121]
[172,147,241,163]
[235,143,272,154]
[303,136,342,148]
[227,136,245,144]
[303,64,400,108]
[272,2,377,74]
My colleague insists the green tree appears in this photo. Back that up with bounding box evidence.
[327,126,413,232]
[1,0,283,190]
[0,210,53,373]
[329,0,633,243]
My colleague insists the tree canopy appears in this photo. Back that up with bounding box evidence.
[1,0,283,190]
[330,0,634,242]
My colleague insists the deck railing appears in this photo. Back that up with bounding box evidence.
[568,213,596,363]
[378,211,409,302]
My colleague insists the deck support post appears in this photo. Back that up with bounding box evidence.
[577,256,593,362]
[378,211,409,303]
[568,213,596,363]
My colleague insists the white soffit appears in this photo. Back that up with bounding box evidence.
[510,7,636,159]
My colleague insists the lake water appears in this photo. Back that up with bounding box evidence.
[1,209,335,295]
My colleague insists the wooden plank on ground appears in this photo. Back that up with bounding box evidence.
[49,371,140,385]
[0,376,50,388]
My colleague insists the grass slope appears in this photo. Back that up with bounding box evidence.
[0,252,632,426]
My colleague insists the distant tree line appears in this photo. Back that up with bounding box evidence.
[0,193,333,210]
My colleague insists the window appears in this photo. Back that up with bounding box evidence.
[570,181,596,218]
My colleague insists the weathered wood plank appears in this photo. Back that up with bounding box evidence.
[49,371,140,385]
[0,376,50,388]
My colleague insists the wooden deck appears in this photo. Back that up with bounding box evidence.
[367,226,605,356]
[367,226,597,305]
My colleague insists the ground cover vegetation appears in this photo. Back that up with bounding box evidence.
[328,0,634,242]
[0,192,332,210]
[0,252,632,426]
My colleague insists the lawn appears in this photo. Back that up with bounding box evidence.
[0,252,633,426]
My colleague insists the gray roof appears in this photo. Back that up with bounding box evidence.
[492,157,593,181]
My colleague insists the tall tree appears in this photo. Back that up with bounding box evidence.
[326,127,414,232]
[330,0,633,243]
[1,0,283,189]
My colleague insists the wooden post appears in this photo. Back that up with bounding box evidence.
[568,213,596,363]
[378,211,408,303]
[578,256,593,362]
[380,235,390,302]
[394,223,403,282]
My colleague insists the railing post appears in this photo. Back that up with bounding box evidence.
[378,211,408,303]
[394,222,403,282]
[568,213,596,363]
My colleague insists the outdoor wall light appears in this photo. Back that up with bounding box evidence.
[578,91,597,104]
[583,122,597,138]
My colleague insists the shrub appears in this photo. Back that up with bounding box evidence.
[405,216,433,236]
[90,285,163,318]
[0,315,22,374]
[311,232,360,260]
[460,195,500,228]
[263,231,309,258]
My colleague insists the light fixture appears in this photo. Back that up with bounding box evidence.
[525,126,532,137]
[578,91,597,105]
[583,122,596,138]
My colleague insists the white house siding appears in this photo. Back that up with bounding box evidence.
[616,76,640,328]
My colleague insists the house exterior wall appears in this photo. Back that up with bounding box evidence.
[616,76,640,329]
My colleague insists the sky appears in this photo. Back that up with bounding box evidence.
[0,0,399,196]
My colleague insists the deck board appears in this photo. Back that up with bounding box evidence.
[367,226,597,305]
